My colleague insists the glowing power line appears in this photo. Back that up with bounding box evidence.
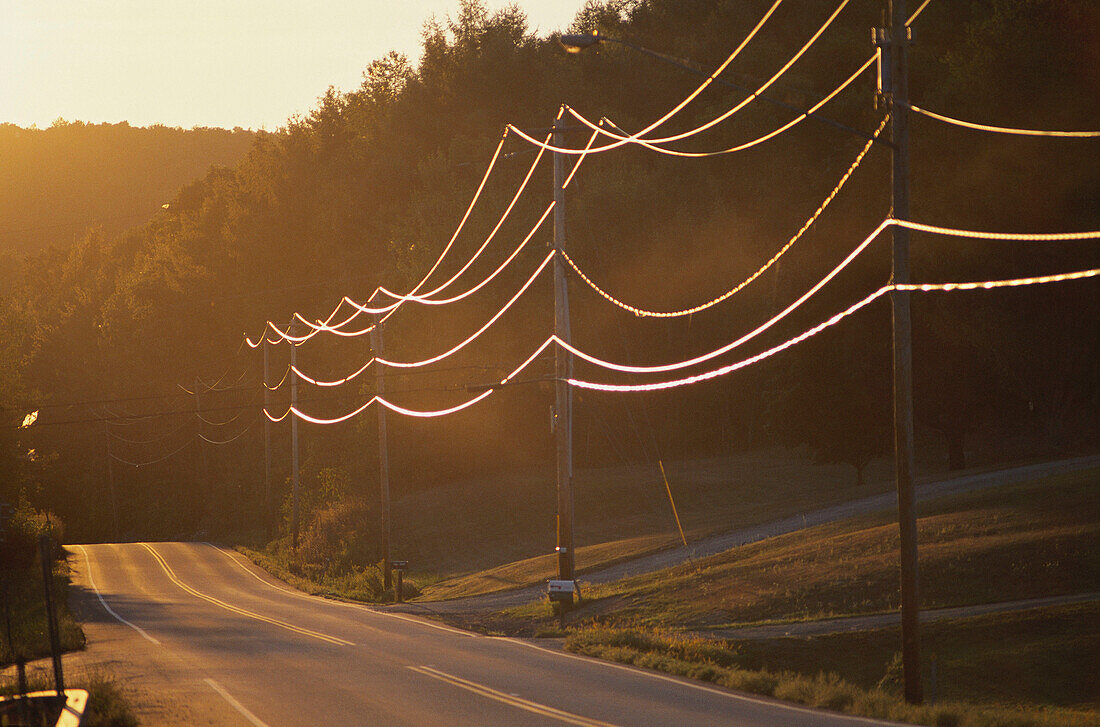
[568,268,1099,393]
[585,55,876,158]
[562,115,889,318]
[507,0,788,155]
[906,103,1100,138]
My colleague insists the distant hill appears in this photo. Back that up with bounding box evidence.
[0,120,255,258]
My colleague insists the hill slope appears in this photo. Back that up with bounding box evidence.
[0,120,255,258]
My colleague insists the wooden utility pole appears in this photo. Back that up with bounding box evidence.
[552,123,576,587]
[263,338,273,540]
[290,335,301,550]
[883,0,922,704]
[371,314,392,591]
[194,377,211,523]
[103,423,121,542]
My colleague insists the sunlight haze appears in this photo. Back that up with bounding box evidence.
[2,0,590,130]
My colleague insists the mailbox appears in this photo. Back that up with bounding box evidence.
[547,579,575,603]
[391,560,409,570]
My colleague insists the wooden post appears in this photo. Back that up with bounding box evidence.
[887,0,922,704]
[553,121,575,586]
[371,315,392,591]
[263,338,273,540]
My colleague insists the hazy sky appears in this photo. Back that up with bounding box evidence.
[2,1,590,130]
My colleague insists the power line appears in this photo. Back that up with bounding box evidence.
[906,103,1100,138]
[509,0,787,156]
[562,115,889,318]
[568,268,1099,393]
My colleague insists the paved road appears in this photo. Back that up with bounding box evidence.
[396,455,1100,616]
[66,542,902,727]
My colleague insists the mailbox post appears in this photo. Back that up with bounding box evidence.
[548,579,577,629]
[392,560,408,603]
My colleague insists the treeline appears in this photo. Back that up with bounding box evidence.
[0,120,254,261]
[0,0,1096,549]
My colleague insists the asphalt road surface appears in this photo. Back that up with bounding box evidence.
[70,542,899,727]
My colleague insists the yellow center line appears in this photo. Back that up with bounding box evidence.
[409,666,620,727]
[139,543,353,647]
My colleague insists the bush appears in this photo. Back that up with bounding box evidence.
[298,500,377,576]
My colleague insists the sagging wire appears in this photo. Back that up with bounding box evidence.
[196,411,243,427]
[246,129,512,348]
[258,125,551,346]
[588,55,874,157]
[264,265,1098,423]
[286,250,554,389]
[282,118,601,344]
[262,126,604,391]
[563,114,889,317]
[198,417,258,445]
[905,103,1100,138]
[556,218,1100,376]
[507,0,787,155]
[560,0,854,152]
[109,437,195,468]
[568,268,1100,393]
[263,337,561,424]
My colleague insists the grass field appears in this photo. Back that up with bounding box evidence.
[565,602,1098,727]
[409,447,898,596]
[554,468,1098,630]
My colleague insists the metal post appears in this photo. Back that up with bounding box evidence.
[887,0,922,705]
[263,338,273,540]
[290,336,300,550]
[370,315,392,591]
[553,122,576,585]
[39,536,64,696]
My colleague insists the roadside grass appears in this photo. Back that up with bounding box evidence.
[0,669,137,727]
[235,542,388,602]
[421,533,678,601]
[1,561,86,667]
[564,602,1098,726]
[563,469,1097,630]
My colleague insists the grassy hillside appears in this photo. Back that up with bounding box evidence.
[531,468,1098,631]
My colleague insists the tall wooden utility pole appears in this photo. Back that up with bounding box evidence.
[262,337,273,540]
[371,314,392,591]
[880,0,922,704]
[552,123,576,588]
[194,377,211,523]
[290,334,301,550]
[103,423,121,543]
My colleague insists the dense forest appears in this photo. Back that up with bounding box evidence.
[1,0,1096,565]
[0,121,255,261]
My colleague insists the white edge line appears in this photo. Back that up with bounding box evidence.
[204,543,477,639]
[204,678,271,727]
[73,545,161,646]
[495,638,908,727]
